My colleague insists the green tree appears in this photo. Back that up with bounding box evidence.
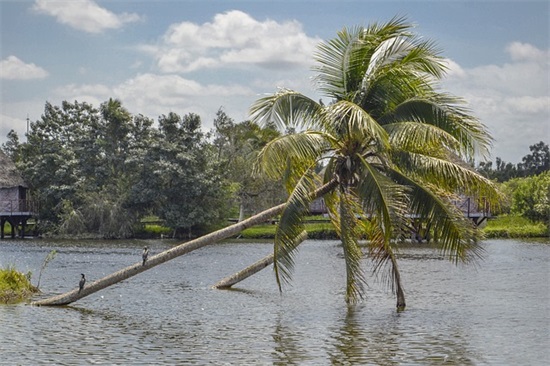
[504,172,550,222]
[134,112,230,238]
[15,100,154,237]
[17,101,97,225]
[520,141,549,176]
[0,130,21,161]
[213,109,285,221]
[246,18,500,307]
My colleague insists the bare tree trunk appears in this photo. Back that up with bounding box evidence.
[32,180,337,306]
[238,202,245,222]
[213,230,307,289]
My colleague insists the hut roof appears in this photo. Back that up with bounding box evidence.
[0,150,27,188]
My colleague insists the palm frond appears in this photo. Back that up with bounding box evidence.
[327,100,390,151]
[365,35,446,88]
[395,151,501,205]
[384,121,461,156]
[390,168,483,263]
[364,215,405,307]
[273,171,320,290]
[356,154,410,240]
[255,131,330,191]
[379,98,493,159]
[313,16,413,99]
[249,89,324,131]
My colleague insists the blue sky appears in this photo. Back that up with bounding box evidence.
[1,0,548,163]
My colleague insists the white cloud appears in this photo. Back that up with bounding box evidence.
[48,73,256,129]
[0,114,28,142]
[443,58,466,78]
[0,56,49,80]
[443,42,549,163]
[151,10,321,73]
[32,0,141,34]
[506,41,549,63]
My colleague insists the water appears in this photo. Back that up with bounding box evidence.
[0,238,548,365]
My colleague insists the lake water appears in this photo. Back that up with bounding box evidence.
[0,238,548,365]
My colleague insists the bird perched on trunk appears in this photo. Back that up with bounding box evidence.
[142,246,149,266]
[79,274,86,293]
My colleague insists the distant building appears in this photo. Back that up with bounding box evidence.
[0,151,36,238]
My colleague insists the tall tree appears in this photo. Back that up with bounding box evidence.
[136,112,231,237]
[520,141,549,176]
[213,109,285,221]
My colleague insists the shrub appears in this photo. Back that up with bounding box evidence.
[0,266,38,304]
[483,214,549,238]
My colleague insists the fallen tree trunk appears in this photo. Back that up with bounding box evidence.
[32,180,337,306]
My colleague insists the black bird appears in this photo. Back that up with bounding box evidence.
[142,246,149,266]
[79,273,86,293]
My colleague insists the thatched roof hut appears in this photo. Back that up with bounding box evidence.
[0,150,26,188]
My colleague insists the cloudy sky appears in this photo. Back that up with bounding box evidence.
[1,0,548,163]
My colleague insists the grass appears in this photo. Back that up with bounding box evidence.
[482,214,549,238]
[237,214,549,240]
[238,219,338,240]
[0,266,39,304]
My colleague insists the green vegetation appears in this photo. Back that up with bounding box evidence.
[484,171,549,238]
[2,100,285,239]
[483,215,548,238]
[239,220,338,240]
[0,266,38,304]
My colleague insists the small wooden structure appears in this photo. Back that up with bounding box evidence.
[0,151,36,238]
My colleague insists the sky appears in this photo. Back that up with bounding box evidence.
[1,0,548,164]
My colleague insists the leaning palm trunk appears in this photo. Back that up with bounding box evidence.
[213,253,274,289]
[32,180,336,306]
[213,230,308,289]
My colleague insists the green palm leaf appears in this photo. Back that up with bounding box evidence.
[395,151,501,203]
[384,121,461,156]
[249,89,325,131]
[273,171,321,290]
[255,131,330,191]
[390,168,482,262]
[380,98,492,158]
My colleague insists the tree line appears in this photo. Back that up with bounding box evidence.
[475,141,549,223]
[2,99,285,238]
[476,141,549,182]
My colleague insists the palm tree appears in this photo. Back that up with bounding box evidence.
[217,17,500,309]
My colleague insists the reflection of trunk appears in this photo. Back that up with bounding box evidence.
[32,180,337,306]
[213,231,307,289]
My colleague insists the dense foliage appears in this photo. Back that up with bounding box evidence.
[2,100,283,238]
[0,265,37,304]
[499,171,550,222]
